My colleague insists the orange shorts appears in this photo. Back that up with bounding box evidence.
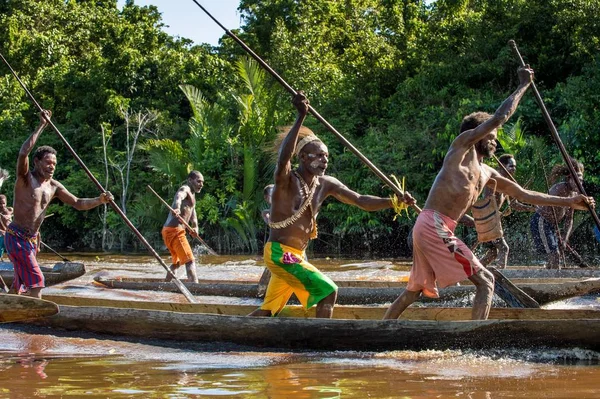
[161,226,194,266]
[408,209,483,298]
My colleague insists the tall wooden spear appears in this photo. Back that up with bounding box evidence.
[508,40,599,232]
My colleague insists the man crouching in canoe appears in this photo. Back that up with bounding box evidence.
[7,111,113,299]
[383,65,595,320]
[249,92,415,318]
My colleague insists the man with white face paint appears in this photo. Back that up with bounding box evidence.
[383,66,594,321]
[249,92,415,318]
[6,111,113,298]
[479,154,535,268]
[530,157,587,269]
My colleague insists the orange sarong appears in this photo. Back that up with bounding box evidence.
[161,226,194,266]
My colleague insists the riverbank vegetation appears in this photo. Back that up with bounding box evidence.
[0,0,599,262]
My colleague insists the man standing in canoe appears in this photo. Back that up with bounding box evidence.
[249,92,415,318]
[530,157,586,269]
[478,154,535,268]
[0,194,14,260]
[162,170,204,284]
[383,66,594,320]
[7,111,113,298]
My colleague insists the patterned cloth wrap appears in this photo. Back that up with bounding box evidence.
[4,222,43,293]
[260,241,338,315]
[0,233,5,258]
[408,209,483,298]
[530,212,559,254]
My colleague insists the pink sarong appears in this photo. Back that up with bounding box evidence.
[407,209,483,298]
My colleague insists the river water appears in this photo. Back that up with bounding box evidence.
[1,253,599,398]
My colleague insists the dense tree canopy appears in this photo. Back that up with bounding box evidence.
[0,0,598,261]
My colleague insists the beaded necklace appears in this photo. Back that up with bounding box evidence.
[268,170,319,239]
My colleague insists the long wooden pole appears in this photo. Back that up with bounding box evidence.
[0,52,197,304]
[0,274,8,292]
[147,185,217,256]
[190,0,421,214]
[191,2,540,308]
[508,40,599,231]
[39,241,71,263]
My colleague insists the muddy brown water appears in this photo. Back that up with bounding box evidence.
[1,253,599,398]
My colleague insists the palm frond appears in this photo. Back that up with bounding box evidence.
[235,57,265,96]
[179,84,206,120]
[138,138,189,184]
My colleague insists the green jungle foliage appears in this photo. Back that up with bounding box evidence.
[0,0,599,263]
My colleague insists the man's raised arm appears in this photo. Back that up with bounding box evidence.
[17,110,51,178]
[274,92,309,182]
[454,66,533,149]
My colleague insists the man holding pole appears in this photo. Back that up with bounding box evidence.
[530,157,586,269]
[249,92,415,318]
[0,194,13,260]
[6,111,113,298]
[383,66,594,321]
[161,171,204,283]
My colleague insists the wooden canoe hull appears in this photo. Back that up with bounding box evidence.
[500,268,600,278]
[94,275,585,288]
[0,294,59,323]
[29,304,600,351]
[93,276,600,305]
[0,262,86,287]
[43,294,600,321]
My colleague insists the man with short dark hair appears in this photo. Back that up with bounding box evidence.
[6,111,113,298]
[162,170,204,283]
[384,66,594,321]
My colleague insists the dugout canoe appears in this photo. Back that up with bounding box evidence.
[0,261,86,288]
[93,276,584,288]
[93,275,600,305]
[30,295,600,351]
[0,294,59,323]
[499,268,600,279]
[42,294,600,321]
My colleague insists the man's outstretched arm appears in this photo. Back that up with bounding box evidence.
[493,173,595,210]
[54,182,113,210]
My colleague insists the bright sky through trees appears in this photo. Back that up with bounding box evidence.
[117,0,242,45]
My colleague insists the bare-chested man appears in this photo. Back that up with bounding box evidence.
[162,171,204,283]
[0,194,14,260]
[530,157,586,269]
[6,111,113,298]
[249,92,415,318]
[261,184,274,224]
[384,66,594,320]
[479,154,535,268]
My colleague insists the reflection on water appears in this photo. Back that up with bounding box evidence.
[1,253,599,397]
[1,328,600,398]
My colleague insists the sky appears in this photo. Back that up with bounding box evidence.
[117,0,243,46]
